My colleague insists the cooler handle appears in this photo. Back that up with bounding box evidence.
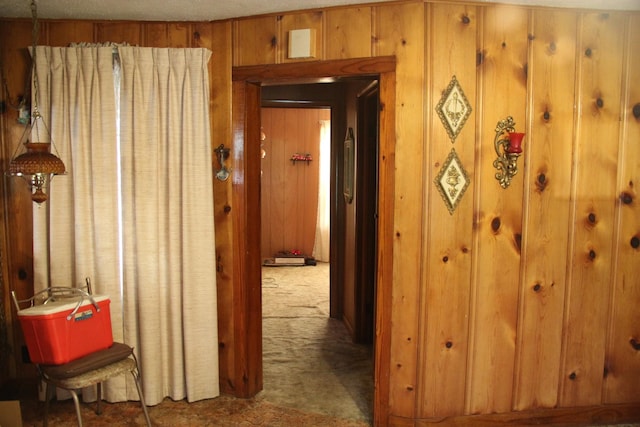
[11,285,101,319]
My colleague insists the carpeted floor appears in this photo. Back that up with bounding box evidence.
[260,262,373,422]
[14,262,374,426]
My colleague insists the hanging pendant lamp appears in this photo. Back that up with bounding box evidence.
[6,0,66,204]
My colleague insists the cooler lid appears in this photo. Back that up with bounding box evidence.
[17,295,109,317]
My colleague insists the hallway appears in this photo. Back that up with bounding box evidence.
[260,262,374,423]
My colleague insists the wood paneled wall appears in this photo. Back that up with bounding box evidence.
[1,0,639,425]
[260,107,329,260]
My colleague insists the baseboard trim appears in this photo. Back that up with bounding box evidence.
[386,403,640,426]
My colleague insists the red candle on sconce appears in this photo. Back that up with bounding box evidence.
[507,132,525,154]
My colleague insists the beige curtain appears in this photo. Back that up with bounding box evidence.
[118,47,219,404]
[312,119,331,262]
[32,46,219,405]
[31,46,124,401]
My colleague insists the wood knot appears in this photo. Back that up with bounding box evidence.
[549,41,556,52]
[630,338,640,351]
[588,213,597,224]
[461,15,471,24]
[569,372,577,380]
[631,236,640,249]
[596,98,604,108]
[536,173,547,192]
[491,217,501,232]
[442,256,449,263]
[589,249,597,260]
[633,103,640,119]
[224,204,232,214]
[620,192,633,205]
[543,110,550,121]
[445,341,453,349]
[585,47,592,57]
[533,283,541,292]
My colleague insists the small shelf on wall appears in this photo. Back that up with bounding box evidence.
[290,153,312,165]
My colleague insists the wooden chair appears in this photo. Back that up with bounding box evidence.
[38,342,152,427]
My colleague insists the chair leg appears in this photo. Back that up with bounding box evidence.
[96,382,103,415]
[130,361,152,427]
[43,382,55,427]
[68,389,83,427]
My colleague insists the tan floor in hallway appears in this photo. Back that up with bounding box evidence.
[259,262,374,422]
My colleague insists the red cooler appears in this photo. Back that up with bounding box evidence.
[17,295,113,365]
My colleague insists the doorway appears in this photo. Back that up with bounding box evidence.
[230,57,396,426]
[258,83,376,419]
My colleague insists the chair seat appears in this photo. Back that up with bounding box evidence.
[42,357,135,390]
[40,342,133,379]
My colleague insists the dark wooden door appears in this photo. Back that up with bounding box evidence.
[354,82,379,344]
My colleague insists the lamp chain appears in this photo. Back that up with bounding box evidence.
[30,0,40,116]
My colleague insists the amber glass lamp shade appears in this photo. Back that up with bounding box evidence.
[8,142,66,204]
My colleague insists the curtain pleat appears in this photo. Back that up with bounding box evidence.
[118,47,219,404]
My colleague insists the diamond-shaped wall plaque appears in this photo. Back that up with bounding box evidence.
[435,148,470,214]
[436,75,472,143]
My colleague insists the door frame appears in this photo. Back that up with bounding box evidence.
[231,57,396,426]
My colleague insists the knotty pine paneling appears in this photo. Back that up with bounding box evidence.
[559,11,626,407]
[603,14,640,404]
[46,21,94,45]
[373,1,425,419]
[233,15,278,66]
[467,5,529,415]
[95,22,143,45]
[512,9,577,410]
[325,6,372,60]
[418,2,478,418]
[260,107,326,260]
[2,0,640,423]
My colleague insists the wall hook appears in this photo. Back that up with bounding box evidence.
[215,144,231,181]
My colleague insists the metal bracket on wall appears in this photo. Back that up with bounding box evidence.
[215,144,231,181]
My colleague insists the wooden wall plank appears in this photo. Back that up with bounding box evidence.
[419,2,477,418]
[559,11,626,407]
[46,21,94,46]
[95,22,142,45]
[467,5,529,414]
[512,9,577,410]
[194,20,236,395]
[373,1,425,419]
[285,109,302,251]
[603,13,640,404]
[269,108,287,254]
[233,16,278,66]
[325,6,372,60]
[261,109,274,259]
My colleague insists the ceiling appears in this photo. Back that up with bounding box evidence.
[0,0,638,22]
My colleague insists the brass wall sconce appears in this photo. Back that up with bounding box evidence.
[493,116,524,189]
[214,144,231,181]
